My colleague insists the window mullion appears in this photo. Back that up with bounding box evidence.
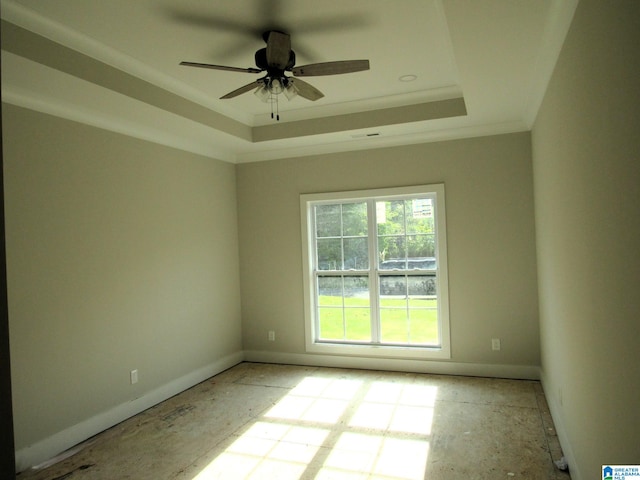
[340,204,345,271]
[340,275,346,341]
[367,199,381,344]
[403,200,408,269]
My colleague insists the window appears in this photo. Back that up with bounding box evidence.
[301,185,450,359]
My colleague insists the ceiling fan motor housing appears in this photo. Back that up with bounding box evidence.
[255,48,296,72]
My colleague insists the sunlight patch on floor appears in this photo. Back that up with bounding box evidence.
[350,381,437,435]
[319,433,429,480]
[192,422,329,480]
[192,375,436,480]
[264,377,363,424]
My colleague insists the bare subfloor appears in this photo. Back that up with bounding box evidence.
[17,362,570,479]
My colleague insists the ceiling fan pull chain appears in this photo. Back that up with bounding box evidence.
[270,91,274,119]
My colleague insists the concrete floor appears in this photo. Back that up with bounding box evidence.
[17,362,570,480]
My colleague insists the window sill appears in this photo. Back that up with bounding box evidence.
[305,340,451,360]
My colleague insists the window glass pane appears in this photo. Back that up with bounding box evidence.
[377,199,436,271]
[317,238,342,270]
[407,275,435,297]
[378,275,440,346]
[342,202,368,237]
[377,200,405,234]
[406,235,436,263]
[379,275,407,298]
[407,275,438,345]
[408,296,437,309]
[318,308,344,340]
[344,276,369,304]
[317,276,370,342]
[343,237,368,270]
[407,309,438,345]
[378,236,406,270]
[316,204,341,238]
[380,308,408,344]
[406,198,434,235]
[379,274,408,342]
[379,275,407,344]
[318,276,342,304]
[345,309,371,341]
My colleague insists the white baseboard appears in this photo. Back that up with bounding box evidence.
[16,350,541,472]
[243,350,541,380]
[15,351,244,473]
[540,372,581,480]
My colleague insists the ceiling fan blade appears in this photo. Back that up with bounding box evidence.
[292,14,371,34]
[220,80,262,99]
[266,31,291,69]
[292,60,370,76]
[167,9,254,35]
[180,61,262,74]
[290,78,324,101]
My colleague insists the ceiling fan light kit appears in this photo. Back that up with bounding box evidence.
[180,30,370,120]
[253,77,299,120]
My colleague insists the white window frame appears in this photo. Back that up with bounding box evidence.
[300,184,451,360]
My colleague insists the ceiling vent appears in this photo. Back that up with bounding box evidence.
[351,132,381,139]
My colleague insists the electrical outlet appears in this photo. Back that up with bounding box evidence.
[130,369,138,384]
[268,330,275,342]
[491,338,501,351]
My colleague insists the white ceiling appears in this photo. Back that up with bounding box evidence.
[0,0,578,163]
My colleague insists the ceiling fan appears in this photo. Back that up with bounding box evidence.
[180,30,370,119]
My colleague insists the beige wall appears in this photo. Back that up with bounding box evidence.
[3,104,242,456]
[532,1,640,478]
[237,132,540,369]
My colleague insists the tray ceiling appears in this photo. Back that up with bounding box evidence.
[1,0,578,162]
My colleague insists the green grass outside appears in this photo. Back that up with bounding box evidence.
[318,295,439,345]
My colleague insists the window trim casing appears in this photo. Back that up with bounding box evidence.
[300,184,451,360]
